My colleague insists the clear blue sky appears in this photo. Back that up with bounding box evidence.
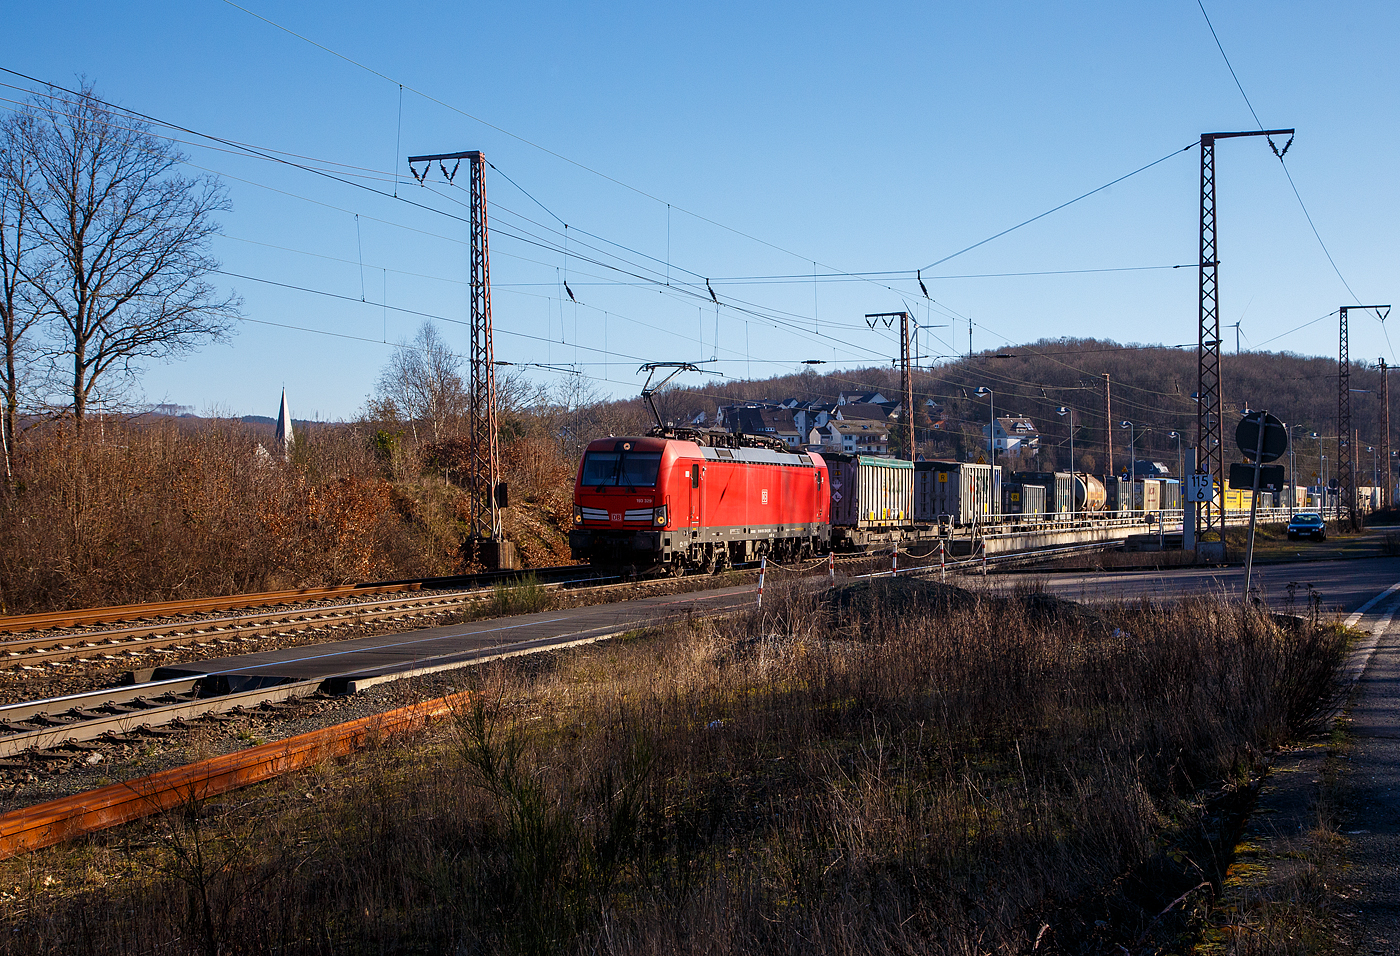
[4,1,1396,421]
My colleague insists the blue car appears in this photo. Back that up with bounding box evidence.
[1287,513,1327,541]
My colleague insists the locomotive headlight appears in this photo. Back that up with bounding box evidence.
[572,505,583,525]
[654,505,667,526]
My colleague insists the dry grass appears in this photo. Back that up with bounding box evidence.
[0,418,582,614]
[0,580,1347,954]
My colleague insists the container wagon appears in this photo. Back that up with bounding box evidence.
[1159,478,1182,512]
[1103,476,1129,515]
[1012,471,1074,515]
[914,461,1001,526]
[1131,478,1161,516]
[828,454,915,548]
[1074,473,1108,512]
[1222,487,1254,512]
[1002,482,1046,516]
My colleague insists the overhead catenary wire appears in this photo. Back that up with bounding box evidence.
[0,62,1335,425]
[0,67,1216,384]
[1195,1,1370,322]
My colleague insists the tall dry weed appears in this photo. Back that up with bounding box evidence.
[0,581,1348,955]
[0,419,409,612]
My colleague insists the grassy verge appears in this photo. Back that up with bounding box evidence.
[0,579,1347,954]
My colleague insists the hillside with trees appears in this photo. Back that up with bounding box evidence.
[1,327,1380,614]
[651,338,1390,485]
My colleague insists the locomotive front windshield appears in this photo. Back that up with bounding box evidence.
[581,451,663,487]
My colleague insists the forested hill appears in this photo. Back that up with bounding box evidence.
[648,338,1386,477]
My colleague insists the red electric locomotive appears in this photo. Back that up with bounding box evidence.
[569,432,830,573]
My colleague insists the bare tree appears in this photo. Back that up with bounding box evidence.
[0,110,45,477]
[10,82,238,433]
[371,322,467,443]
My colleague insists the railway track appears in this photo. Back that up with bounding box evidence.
[0,540,1120,762]
[0,573,616,671]
[0,678,320,760]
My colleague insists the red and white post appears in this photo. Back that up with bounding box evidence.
[828,551,835,585]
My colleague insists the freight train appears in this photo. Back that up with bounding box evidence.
[568,429,1139,572]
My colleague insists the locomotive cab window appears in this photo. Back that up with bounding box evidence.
[690,464,700,488]
[581,451,663,487]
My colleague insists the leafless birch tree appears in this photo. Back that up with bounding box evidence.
[0,110,45,478]
[9,82,238,433]
[370,322,467,442]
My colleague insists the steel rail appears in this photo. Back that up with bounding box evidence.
[0,678,203,724]
[0,591,486,655]
[0,583,429,634]
[0,679,321,759]
[0,577,612,668]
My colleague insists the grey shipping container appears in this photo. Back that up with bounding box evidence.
[1003,482,1046,515]
[915,461,1001,525]
[1103,476,1127,515]
[828,455,914,529]
[1159,478,1181,511]
[1012,471,1073,514]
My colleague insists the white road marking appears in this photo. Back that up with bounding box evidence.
[1344,581,1400,628]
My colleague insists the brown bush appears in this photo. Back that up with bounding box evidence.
[0,419,410,612]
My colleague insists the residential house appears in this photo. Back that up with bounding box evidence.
[837,391,888,407]
[826,420,890,456]
[983,416,1040,454]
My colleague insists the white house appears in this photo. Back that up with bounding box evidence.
[983,416,1040,454]
[826,420,890,455]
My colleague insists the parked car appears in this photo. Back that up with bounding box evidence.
[1287,513,1327,541]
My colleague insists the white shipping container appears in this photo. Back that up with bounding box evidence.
[829,455,913,528]
[915,462,1001,525]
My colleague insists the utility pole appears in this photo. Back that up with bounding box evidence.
[867,311,916,460]
[408,149,512,568]
[1339,306,1391,528]
[903,311,913,460]
[1196,128,1293,539]
[1379,357,1392,508]
[1339,307,1354,529]
[1103,373,1113,477]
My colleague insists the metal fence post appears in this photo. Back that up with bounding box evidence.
[757,555,766,608]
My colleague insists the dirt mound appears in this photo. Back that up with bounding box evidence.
[821,576,981,619]
[822,576,1112,636]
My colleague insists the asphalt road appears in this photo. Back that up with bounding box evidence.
[991,556,1400,614]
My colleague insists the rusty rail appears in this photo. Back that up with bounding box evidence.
[0,690,472,860]
[0,583,423,633]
